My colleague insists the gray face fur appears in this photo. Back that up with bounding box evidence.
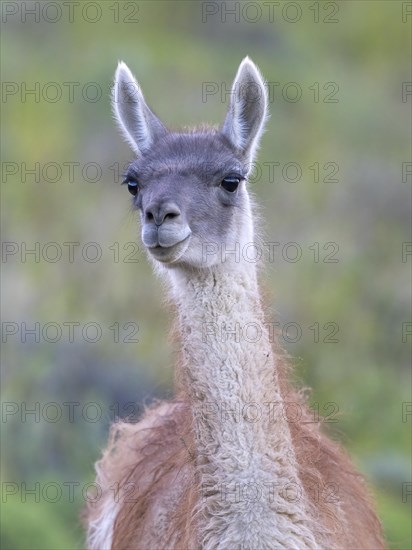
[112,58,268,269]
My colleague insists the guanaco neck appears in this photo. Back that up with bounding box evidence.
[168,260,319,549]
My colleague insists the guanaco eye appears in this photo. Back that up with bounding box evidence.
[221,176,241,193]
[122,176,139,196]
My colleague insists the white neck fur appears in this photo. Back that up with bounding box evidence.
[167,254,319,549]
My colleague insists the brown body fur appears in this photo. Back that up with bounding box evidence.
[85,329,385,549]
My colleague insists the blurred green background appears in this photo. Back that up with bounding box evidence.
[1,1,411,548]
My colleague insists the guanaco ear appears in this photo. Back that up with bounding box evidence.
[112,61,167,156]
[222,57,268,163]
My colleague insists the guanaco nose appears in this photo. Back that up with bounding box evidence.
[144,202,181,226]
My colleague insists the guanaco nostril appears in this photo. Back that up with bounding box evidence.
[164,212,179,221]
[146,212,154,221]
